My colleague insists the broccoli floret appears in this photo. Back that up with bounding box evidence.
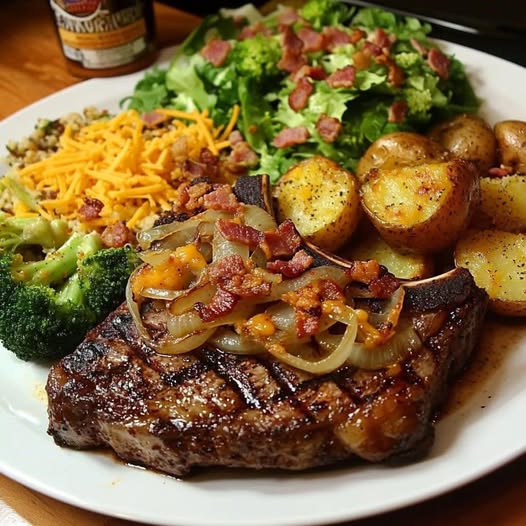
[404,87,433,116]
[394,52,421,69]
[0,212,69,252]
[299,0,354,31]
[0,233,139,362]
[230,33,282,83]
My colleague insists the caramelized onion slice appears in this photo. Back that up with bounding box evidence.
[154,329,216,355]
[266,312,358,375]
[209,328,266,355]
[125,274,151,342]
[242,204,277,232]
[346,321,421,370]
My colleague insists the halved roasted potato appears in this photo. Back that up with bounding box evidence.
[360,160,479,254]
[472,174,526,232]
[428,113,496,173]
[494,120,526,173]
[343,226,434,280]
[274,155,361,252]
[356,132,448,183]
[455,229,526,316]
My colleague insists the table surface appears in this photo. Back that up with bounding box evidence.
[0,1,525,525]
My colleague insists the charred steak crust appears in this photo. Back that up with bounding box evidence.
[46,270,487,477]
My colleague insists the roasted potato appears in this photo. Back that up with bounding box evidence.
[472,175,526,232]
[356,132,448,183]
[494,120,526,173]
[455,229,526,316]
[360,160,479,254]
[428,113,496,173]
[274,155,361,252]
[343,226,434,280]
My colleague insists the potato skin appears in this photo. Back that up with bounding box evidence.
[428,113,496,173]
[455,229,526,316]
[356,132,448,183]
[274,155,361,252]
[360,160,479,255]
[472,174,526,232]
[494,120,526,173]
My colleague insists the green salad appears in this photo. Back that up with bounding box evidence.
[125,0,479,182]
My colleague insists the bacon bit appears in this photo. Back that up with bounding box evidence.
[141,111,168,128]
[272,126,310,148]
[298,27,325,52]
[388,101,408,123]
[203,184,239,213]
[346,260,382,284]
[362,41,382,57]
[283,279,345,338]
[350,28,366,44]
[289,77,314,111]
[278,7,301,27]
[78,197,103,221]
[195,288,238,322]
[322,27,352,50]
[277,27,306,73]
[316,114,342,143]
[262,219,301,259]
[239,22,272,40]
[369,273,401,299]
[226,141,259,173]
[352,50,371,70]
[488,165,513,177]
[291,65,327,82]
[217,219,264,249]
[376,55,404,87]
[200,39,231,67]
[182,159,205,179]
[101,221,132,248]
[267,249,314,278]
[199,148,220,180]
[372,27,392,51]
[326,65,356,89]
[410,38,428,57]
[428,48,450,80]
[228,130,244,145]
[180,181,212,212]
[209,255,271,298]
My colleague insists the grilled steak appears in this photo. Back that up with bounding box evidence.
[46,266,486,476]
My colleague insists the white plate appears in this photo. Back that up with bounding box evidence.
[1,42,526,526]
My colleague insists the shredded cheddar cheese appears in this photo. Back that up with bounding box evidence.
[12,107,239,232]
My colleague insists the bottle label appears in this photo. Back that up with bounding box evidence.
[50,0,150,69]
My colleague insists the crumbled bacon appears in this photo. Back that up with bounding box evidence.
[239,22,272,40]
[228,130,244,145]
[278,7,301,27]
[272,126,310,148]
[350,28,366,44]
[203,185,240,213]
[283,279,345,338]
[267,249,314,278]
[194,288,238,322]
[101,221,132,248]
[372,27,392,51]
[346,260,382,284]
[326,65,356,89]
[297,27,325,52]
[362,41,382,57]
[209,255,271,299]
[217,219,264,249]
[428,48,450,80]
[410,38,428,57]
[278,27,306,73]
[291,65,327,82]
[352,50,371,70]
[322,27,352,50]
[78,197,103,221]
[288,77,314,111]
[141,111,168,128]
[369,272,401,299]
[376,55,404,87]
[226,140,259,173]
[388,101,408,123]
[316,114,342,143]
[488,165,513,177]
[200,39,231,67]
[262,219,301,259]
[181,181,213,212]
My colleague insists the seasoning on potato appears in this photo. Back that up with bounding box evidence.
[428,113,497,173]
[494,120,526,174]
[455,229,526,317]
[360,160,479,254]
[274,155,361,252]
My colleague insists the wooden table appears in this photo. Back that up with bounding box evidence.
[0,1,525,525]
